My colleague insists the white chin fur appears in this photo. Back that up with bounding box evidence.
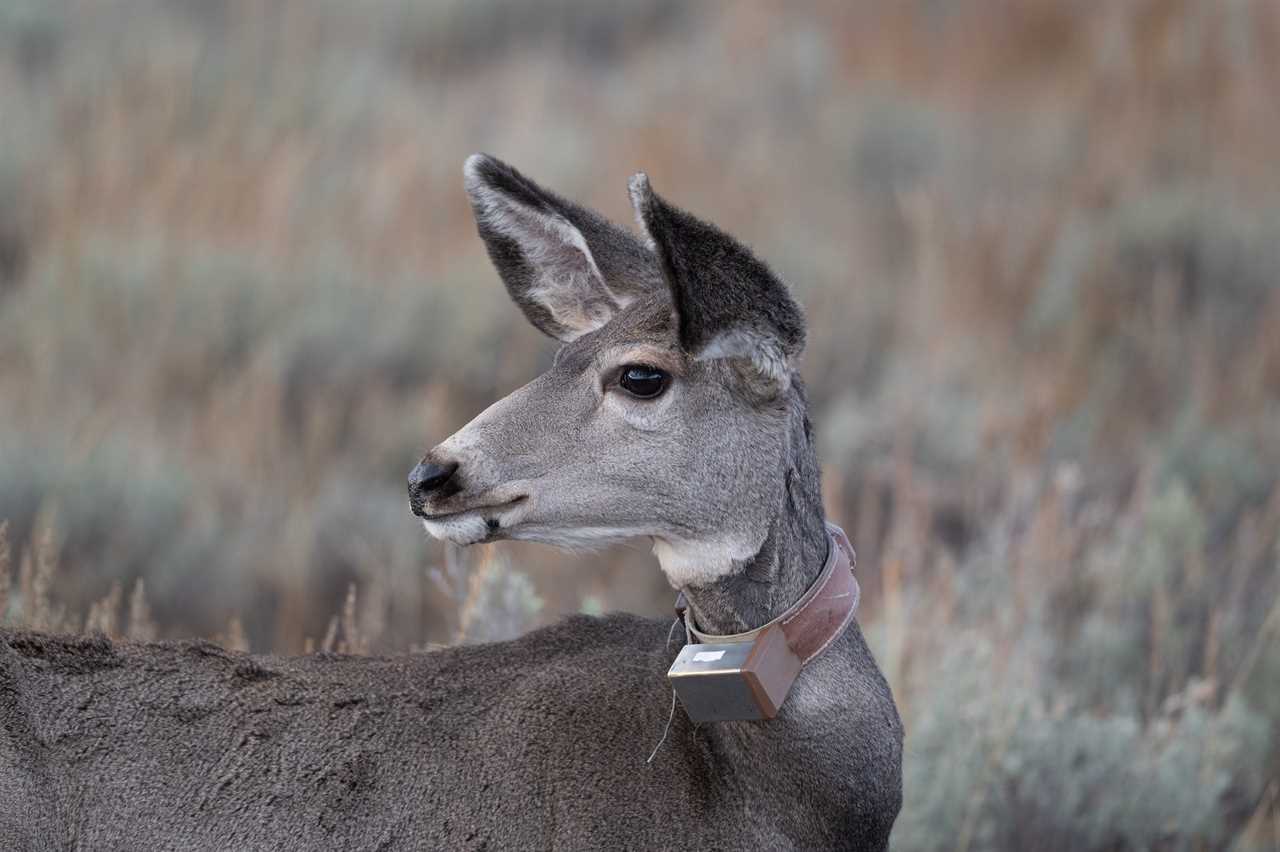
[421,515,490,546]
[652,535,760,588]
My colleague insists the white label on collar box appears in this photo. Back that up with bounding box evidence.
[692,650,726,662]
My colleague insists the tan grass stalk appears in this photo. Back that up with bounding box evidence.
[1232,578,1280,695]
[0,520,10,624]
[1234,780,1280,852]
[31,518,58,632]
[1148,582,1171,719]
[85,580,123,637]
[340,583,363,655]
[454,544,495,646]
[223,616,249,653]
[126,579,157,642]
[18,549,33,629]
[320,615,339,653]
[881,554,906,717]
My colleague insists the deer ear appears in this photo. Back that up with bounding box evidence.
[628,173,805,390]
[465,154,658,342]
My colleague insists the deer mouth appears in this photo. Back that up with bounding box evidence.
[418,495,529,545]
[418,495,528,523]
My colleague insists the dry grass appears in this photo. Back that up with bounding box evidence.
[0,521,9,623]
[1,1,1278,847]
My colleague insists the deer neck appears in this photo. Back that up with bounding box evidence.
[676,387,830,636]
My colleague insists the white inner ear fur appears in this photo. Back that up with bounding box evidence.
[627,173,658,251]
[466,160,631,340]
[696,328,791,391]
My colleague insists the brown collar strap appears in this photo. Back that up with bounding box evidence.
[676,523,860,666]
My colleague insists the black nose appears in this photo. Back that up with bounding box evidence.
[408,460,459,515]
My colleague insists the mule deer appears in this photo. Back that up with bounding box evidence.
[0,155,902,851]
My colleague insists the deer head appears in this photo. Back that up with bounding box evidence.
[409,154,812,589]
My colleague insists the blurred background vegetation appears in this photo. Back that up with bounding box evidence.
[0,1,1277,848]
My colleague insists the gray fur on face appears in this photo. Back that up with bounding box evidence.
[435,159,820,586]
[425,294,794,588]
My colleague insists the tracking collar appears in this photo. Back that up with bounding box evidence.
[668,523,860,722]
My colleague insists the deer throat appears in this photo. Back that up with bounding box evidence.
[651,533,764,589]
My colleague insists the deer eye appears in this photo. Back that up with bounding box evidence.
[618,364,669,399]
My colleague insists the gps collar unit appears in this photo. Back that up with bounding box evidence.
[667,523,860,723]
